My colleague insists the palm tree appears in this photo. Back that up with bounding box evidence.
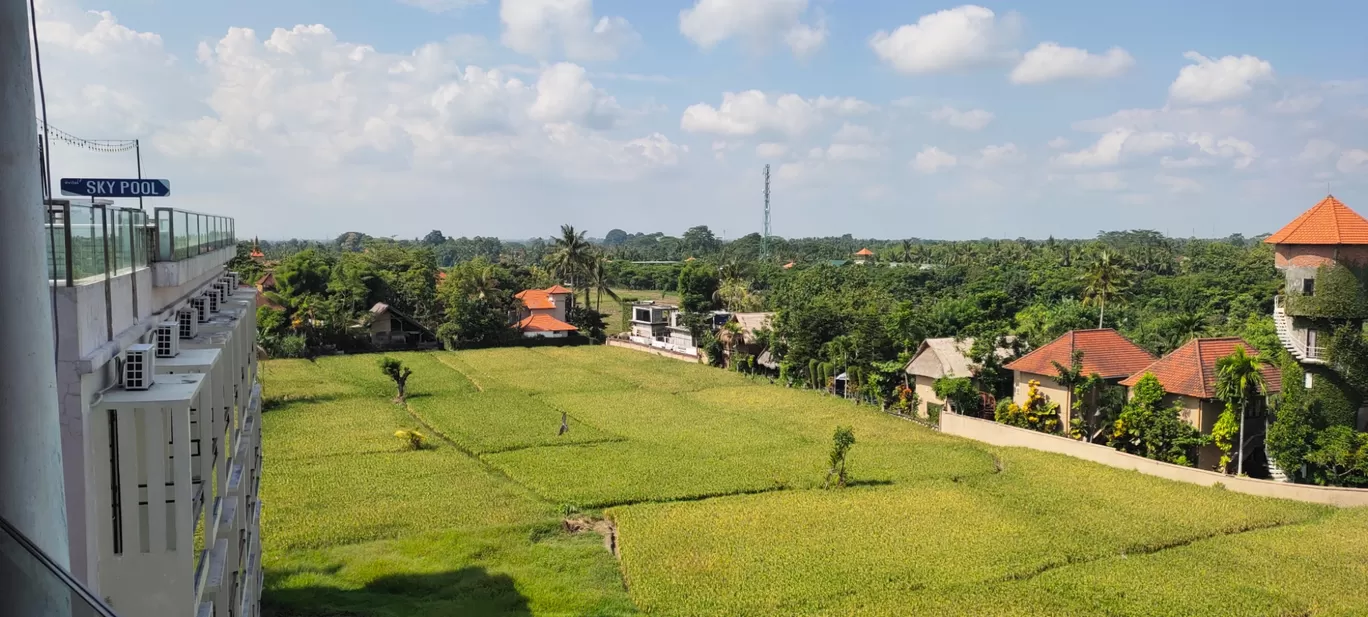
[900,240,915,264]
[1080,251,1129,329]
[465,265,498,301]
[1215,345,1269,476]
[549,224,591,296]
[586,256,619,311]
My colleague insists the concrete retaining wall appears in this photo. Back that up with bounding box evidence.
[940,412,1368,507]
[606,338,699,363]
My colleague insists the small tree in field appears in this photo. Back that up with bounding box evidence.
[825,426,856,488]
[378,357,413,403]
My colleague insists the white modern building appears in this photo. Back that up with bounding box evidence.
[34,200,263,617]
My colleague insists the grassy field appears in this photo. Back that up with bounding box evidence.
[259,347,1368,617]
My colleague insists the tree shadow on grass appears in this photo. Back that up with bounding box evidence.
[262,567,531,617]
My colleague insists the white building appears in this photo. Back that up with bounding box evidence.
[40,201,263,617]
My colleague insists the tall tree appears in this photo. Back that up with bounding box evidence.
[1080,250,1129,329]
[1215,345,1269,475]
[549,224,591,293]
[586,256,620,311]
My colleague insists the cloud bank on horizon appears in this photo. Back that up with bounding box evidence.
[30,0,1368,241]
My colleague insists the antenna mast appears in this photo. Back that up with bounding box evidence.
[761,164,771,260]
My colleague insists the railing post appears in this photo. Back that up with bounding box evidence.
[63,202,73,286]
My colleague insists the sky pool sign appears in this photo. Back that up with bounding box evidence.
[61,178,171,198]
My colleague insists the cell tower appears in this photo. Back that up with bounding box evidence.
[761,164,771,260]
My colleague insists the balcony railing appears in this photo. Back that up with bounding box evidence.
[0,514,122,617]
[155,208,236,262]
[45,200,153,287]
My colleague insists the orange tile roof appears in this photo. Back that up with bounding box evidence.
[436,271,448,282]
[1119,337,1282,398]
[1264,195,1368,245]
[782,261,795,269]
[516,314,578,332]
[855,248,874,256]
[515,289,556,310]
[545,284,573,294]
[1005,329,1156,380]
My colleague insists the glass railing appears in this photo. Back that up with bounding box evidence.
[0,514,122,617]
[154,208,236,262]
[45,201,153,286]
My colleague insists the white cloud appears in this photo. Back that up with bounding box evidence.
[1339,149,1368,174]
[1160,156,1216,169]
[832,122,876,143]
[927,105,994,130]
[1055,128,1256,169]
[500,0,638,61]
[756,143,788,158]
[1298,139,1339,163]
[975,143,1019,167]
[1047,137,1070,149]
[1155,173,1202,193]
[1073,171,1127,191]
[824,143,883,161]
[399,0,486,13]
[869,5,1020,74]
[1273,94,1322,114]
[680,0,827,58]
[528,62,620,128]
[1010,42,1134,84]
[1168,51,1274,105]
[680,90,821,137]
[1186,134,1256,169]
[912,146,958,173]
[814,96,876,115]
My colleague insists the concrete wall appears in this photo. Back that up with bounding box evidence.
[940,412,1368,507]
[607,338,698,362]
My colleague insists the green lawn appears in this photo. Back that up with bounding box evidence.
[259,347,1368,617]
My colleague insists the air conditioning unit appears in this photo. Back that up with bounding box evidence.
[204,290,220,316]
[212,281,229,304]
[123,344,156,390]
[224,271,239,290]
[178,308,200,339]
[190,296,209,323]
[154,320,180,358]
[220,275,236,297]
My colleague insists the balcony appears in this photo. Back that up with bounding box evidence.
[1,514,122,617]
[45,200,153,287]
[151,208,237,290]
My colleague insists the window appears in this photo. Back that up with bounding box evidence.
[634,308,651,322]
[1302,278,1315,296]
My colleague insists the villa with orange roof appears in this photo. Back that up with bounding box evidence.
[513,285,579,338]
[1120,337,1282,470]
[853,247,875,265]
[1004,329,1157,432]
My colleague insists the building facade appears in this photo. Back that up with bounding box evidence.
[46,201,262,617]
[1267,196,1368,433]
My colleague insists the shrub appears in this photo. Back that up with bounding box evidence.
[378,357,413,403]
[995,380,1061,433]
[824,426,856,488]
[394,429,429,451]
[926,402,943,426]
[1110,373,1208,467]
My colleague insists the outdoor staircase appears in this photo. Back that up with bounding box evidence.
[1272,296,1326,365]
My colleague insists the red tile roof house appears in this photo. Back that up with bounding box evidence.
[513,286,578,338]
[1003,329,1157,434]
[1120,338,1282,471]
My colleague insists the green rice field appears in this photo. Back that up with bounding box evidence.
[259,347,1368,617]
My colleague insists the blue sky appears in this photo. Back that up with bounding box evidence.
[32,0,1368,240]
